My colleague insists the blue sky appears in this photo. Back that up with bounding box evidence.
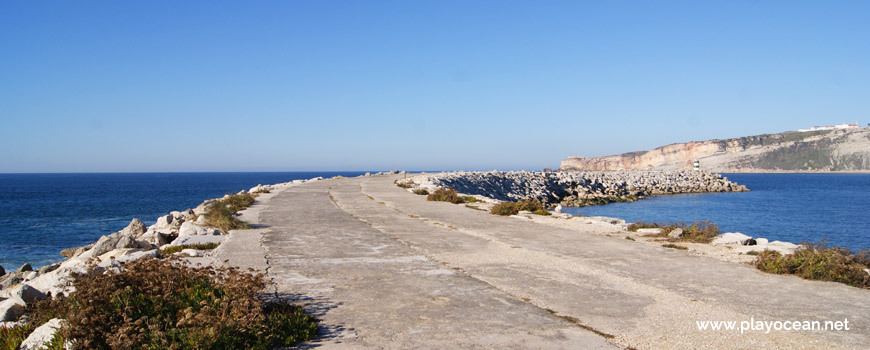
[2,1,868,172]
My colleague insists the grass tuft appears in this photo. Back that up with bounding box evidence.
[29,257,318,350]
[490,199,548,216]
[427,188,465,204]
[754,241,870,288]
[413,188,429,195]
[205,193,255,232]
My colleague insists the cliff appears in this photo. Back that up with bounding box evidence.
[560,127,870,172]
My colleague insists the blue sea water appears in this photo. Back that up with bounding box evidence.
[3,173,869,272]
[563,173,870,252]
[0,172,367,270]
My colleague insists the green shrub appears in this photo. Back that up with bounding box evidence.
[395,181,412,189]
[205,193,256,232]
[754,242,870,288]
[427,188,465,204]
[490,199,548,216]
[159,242,221,255]
[1,324,33,350]
[29,257,318,350]
[413,188,429,195]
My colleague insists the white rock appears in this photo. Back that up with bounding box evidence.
[179,249,204,257]
[195,215,207,225]
[20,318,66,350]
[179,222,219,236]
[97,250,159,268]
[636,228,663,234]
[154,214,174,229]
[6,283,46,304]
[755,238,769,245]
[712,232,752,245]
[140,229,171,246]
[554,205,562,213]
[668,228,683,238]
[23,271,38,281]
[0,296,25,322]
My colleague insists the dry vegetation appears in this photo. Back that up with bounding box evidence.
[27,258,317,350]
[427,188,465,204]
[205,193,256,232]
[628,220,720,243]
[159,242,221,255]
[754,241,870,288]
[490,199,550,216]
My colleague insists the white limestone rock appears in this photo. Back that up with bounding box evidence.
[179,222,219,236]
[636,228,663,234]
[712,232,753,245]
[98,250,159,269]
[5,283,46,304]
[668,228,683,238]
[0,296,25,322]
[20,318,66,350]
[154,214,174,229]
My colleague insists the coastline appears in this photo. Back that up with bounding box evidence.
[2,171,868,349]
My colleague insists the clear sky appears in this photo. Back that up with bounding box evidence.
[2,1,868,173]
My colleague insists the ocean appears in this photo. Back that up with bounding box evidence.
[563,173,870,252]
[0,172,366,270]
[2,172,868,271]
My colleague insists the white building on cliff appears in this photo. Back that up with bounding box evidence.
[797,123,860,132]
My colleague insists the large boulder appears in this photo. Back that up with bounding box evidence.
[0,273,23,290]
[121,218,147,236]
[0,296,25,322]
[37,263,60,276]
[79,221,152,260]
[153,214,174,229]
[140,229,171,246]
[19,318,66,350]
[6,283,46,304]
[668,228,684,238]
[16,263,33,273]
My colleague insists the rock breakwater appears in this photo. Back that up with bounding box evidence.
[401,170,748,207]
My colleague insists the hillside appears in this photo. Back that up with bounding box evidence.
[560,127,870,172]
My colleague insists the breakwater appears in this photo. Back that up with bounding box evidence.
[403,170,748,207]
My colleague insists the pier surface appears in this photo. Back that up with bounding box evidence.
[216,175,869,349]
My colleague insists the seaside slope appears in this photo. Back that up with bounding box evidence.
[217,174,869,349]
[561,127,870,172]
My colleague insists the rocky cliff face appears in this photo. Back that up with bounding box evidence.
[561,128,870,172]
